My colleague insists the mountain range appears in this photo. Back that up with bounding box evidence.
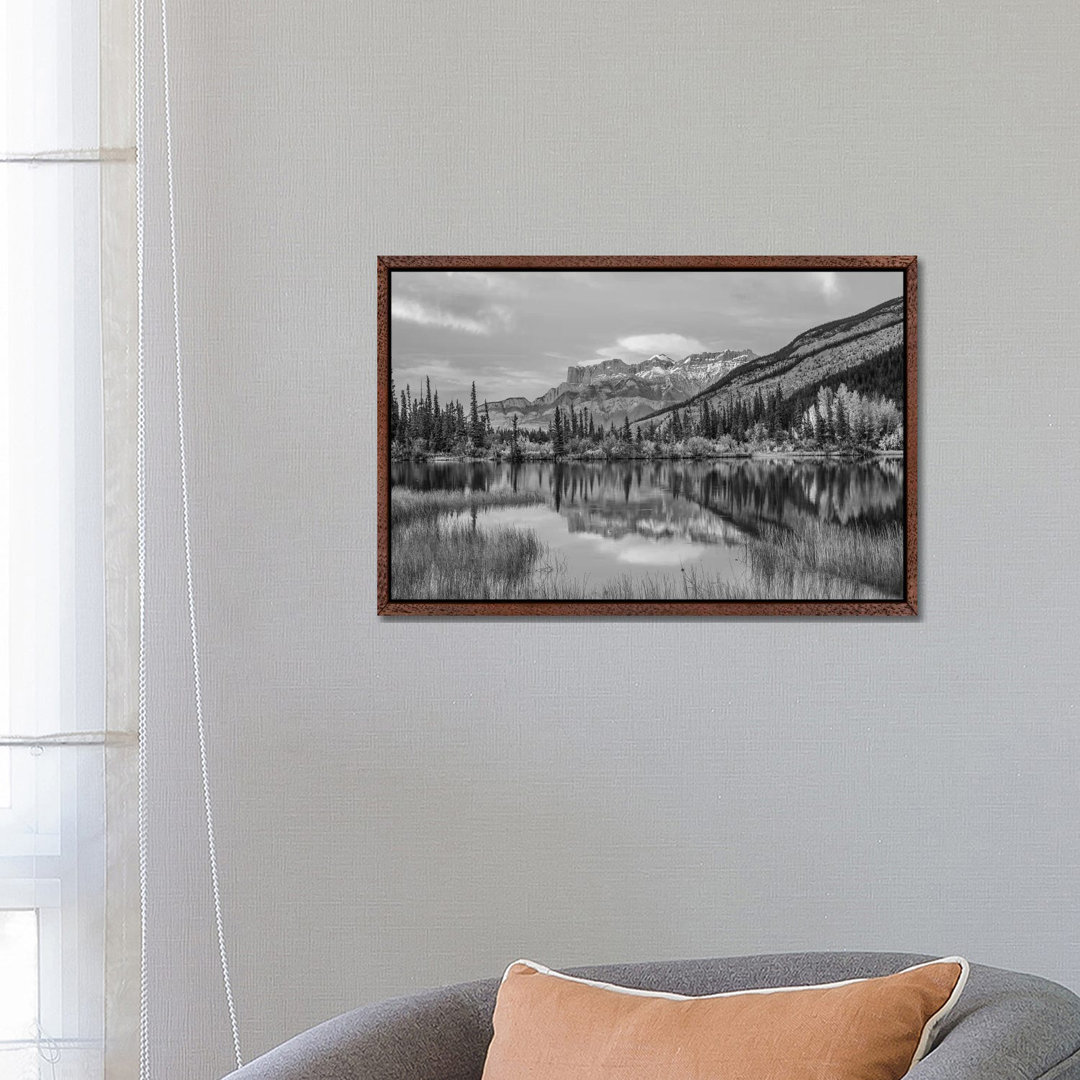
[635,296,905,424]
[486,349,757,430]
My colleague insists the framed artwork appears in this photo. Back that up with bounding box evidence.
[377,256,916,616]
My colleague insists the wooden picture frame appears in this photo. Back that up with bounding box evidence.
[378,256,917,617]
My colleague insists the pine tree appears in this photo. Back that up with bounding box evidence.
[416,377,430,443]
[469,382,483,444]
[752,389,765,427]
[834,393,850,444]
[551,407,565,457]
[622,416,632,442]
[816,386,834,442]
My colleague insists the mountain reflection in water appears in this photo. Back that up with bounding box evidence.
[392,458,903,551]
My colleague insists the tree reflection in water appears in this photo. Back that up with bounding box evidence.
[392,458,903,548]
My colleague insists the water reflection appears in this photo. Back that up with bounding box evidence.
[392,458,904,545]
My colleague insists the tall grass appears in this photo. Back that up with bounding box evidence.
[517,519,903,601]
[392,517,545,599]
[390,486,903,602]
[590,566,889,601]
[748,519,902,597]
[391,487,543,528]
[391,487,547,600]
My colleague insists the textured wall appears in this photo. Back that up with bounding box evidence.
[139,1,1080,1076]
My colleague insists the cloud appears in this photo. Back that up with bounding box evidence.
[441,271,522,295]
[601,333,706,358]
[810,271,841,300]
[490,364,555,392]
[390,297,512,335]
[390,357,464,387]
[559,271,604,289]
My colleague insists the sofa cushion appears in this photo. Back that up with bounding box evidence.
[481,956,968,1080]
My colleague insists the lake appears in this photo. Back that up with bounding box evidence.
[390,458,905,601]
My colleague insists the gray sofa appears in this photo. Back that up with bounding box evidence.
[224,952,1080,1079]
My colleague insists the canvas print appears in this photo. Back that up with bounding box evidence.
[378,257,916,616]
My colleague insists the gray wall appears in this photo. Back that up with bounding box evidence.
[140,1,1080,1076]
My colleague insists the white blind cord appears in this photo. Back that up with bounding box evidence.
[135,0,245,1070]
[134,0,151,1074]
[159,0,244,1067]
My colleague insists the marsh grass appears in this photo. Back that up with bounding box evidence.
[392,517,545,599]
[390,486,903,602]
[748,519,903,597]
[591,566,887,601]
[391,487,544,528]
[519,519,903,601]
[390,487,548,599]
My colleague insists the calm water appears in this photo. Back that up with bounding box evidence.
[392,458,904,593]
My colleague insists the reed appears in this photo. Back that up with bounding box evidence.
[390,487,543,529]
[747,519,903,596]
[389,487,903,602]
[390,487,548,599]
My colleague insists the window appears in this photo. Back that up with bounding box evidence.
[1,2,114,1077]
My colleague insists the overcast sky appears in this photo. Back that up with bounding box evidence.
[390,270,903,404]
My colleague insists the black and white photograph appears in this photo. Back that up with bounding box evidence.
[378,257,916,615]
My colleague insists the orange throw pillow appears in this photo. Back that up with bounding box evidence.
[481,957,968,1080]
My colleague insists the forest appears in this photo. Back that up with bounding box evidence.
[390,345,904,462]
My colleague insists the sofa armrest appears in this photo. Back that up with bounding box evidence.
[909,967,1080,1080]
[221,980,495,1080]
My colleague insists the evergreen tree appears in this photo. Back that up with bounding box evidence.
[415,377,429,443]
[469,382,483,444]
[765,388,780,436]
[752,389,765,427]
[622,416,632,442]
[551,407,565,457]
[816,386,834,442]
[834,393,850,444]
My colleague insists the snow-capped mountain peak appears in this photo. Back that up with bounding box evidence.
[485,347,757,430]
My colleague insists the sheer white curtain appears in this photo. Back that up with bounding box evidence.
[1,2,137,1078]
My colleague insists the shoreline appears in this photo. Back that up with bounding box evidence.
[394,449,905,465]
